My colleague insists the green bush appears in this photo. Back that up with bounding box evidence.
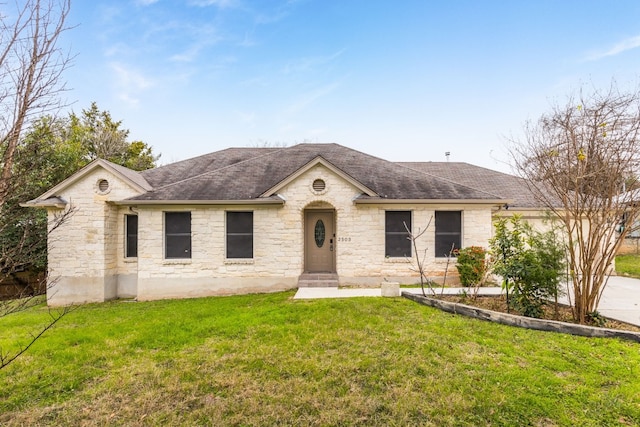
[489,215,565,318]
[455,246,487,286]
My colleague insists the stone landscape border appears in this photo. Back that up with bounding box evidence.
[402,291,640,343]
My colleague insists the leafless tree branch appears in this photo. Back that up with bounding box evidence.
[404,216,436,296]
[0,206,75,370]
[510,83,640,323]
[0,0,73,206]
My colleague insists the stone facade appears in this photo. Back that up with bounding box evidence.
[618,238,640,255]
[47,168,142,305]
[41,161,502,306]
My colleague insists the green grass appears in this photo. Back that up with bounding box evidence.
[616,254,640,278]
[1,292,640,426]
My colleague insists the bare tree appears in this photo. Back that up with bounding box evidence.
[0,207,75,370]
[404,217,435,297]
[0,0,73,369]
[512,84,640,323]
[0,0,73,206]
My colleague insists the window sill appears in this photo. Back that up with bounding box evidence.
[163,259,192,265]
[224,259,254,265]
[384,257,410,263]
[123,258,138,263]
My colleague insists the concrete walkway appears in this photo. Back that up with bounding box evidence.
[294,276,640,327]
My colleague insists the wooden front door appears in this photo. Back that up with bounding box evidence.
[305,211,335,272]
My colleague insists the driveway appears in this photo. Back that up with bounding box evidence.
[558,276,640,327]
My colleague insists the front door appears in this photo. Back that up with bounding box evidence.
[305,211,335,272]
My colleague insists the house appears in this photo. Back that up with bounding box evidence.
[23,143,540,306]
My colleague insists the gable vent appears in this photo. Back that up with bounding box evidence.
[98,179,110,192]
[312,179,326,192]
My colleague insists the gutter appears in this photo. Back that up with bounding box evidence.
[113,197,285,206]
[354,198,512,205]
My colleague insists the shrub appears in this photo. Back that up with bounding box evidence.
[489,215,565,318]
[455,246,487,286]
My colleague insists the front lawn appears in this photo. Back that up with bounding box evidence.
[1,292,639,426]
[616,254,640,278]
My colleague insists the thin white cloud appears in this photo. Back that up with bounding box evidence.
[110,63,154,107]
[585,35,640,61]
[168,24,222,62]
[170,47,201,63]
[239,31,258,47]
[104,42,135,58]
[285,81,341,115]
[254,10,288,25]
[252,0,306,24]
[240,76,268,87]
[189,0,238,8]
[136,0,159,5]
[282,48,347,75]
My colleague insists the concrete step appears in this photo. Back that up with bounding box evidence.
[298,280,339,288]
[298,273,339,288]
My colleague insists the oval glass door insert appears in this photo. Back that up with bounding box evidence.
[314,220,326,248]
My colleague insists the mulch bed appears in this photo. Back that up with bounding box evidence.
[435,294,640,333]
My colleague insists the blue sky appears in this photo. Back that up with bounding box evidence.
[62,0,640,171]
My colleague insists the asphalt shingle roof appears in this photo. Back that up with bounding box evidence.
[123,143,534,204]
[104,160,153,191]
[400,162,539,208]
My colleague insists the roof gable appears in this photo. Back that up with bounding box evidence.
[36,159,151,201]
[260,156,378,197]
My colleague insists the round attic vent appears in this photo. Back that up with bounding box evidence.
[312,179,326,192]
[97,179,110,193]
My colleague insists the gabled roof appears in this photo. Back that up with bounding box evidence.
[126,143,509,204]
[260,155,378,198]
[25,143,535,208]
[25,159,151,206]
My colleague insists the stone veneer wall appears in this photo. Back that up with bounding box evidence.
[47,168,141,306]
[134,203,300,300]
[134,164,496,300]
[618,237,640,255]
[46,163,499,305]
[280,165,495,286]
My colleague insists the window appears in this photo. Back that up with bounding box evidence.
[385,211,411,257]
[435,211,462,257]
[227,211,253,259]
[165,212,191,259]
[125,215,138,258]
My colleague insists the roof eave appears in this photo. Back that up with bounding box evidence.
[20,197,68,209]
[354,198,512,205]
[492,206,554,212]
[113,197,285,206]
